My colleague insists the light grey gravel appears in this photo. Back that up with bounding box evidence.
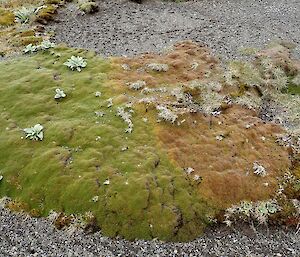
[1,204,300,257]
[48,0,300,60]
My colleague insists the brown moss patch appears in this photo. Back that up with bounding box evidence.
[155,105,291,208]
[111,41,221,88]
[256,43,300,76]
[0,0,40,9]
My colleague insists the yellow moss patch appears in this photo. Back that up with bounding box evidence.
[0,8,15,26]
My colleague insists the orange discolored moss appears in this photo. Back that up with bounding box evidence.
[110,41,221,88]
[155,105,291,208]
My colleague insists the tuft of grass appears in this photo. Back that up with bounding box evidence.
[35,4,58,24]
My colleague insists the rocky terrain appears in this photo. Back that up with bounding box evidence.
[48,0,300,60]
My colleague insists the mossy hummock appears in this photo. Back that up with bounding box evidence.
[0,42,299,241]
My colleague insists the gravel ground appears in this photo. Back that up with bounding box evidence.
[48,0,300,60]
[1,204,300,257]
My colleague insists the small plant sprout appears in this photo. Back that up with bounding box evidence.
[23,124,44,141]
[184,167,194,175]
[23,44,37,54]
[190,62,199,71]
[54,88,66,100]
[253,162,267,177]
[64,56,87,72]
[103,179,110,185]
[95,91,101,97]
[91,196,99,202]
[14,7,35,23]
[39,40,56,50]
[193,175,201,181]
[107,98,113,108]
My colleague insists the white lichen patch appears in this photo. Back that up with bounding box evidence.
[184,167,194,175]
[107,98,113,108]
[117,106,134,133]
[224,200,280,226]
[147,63,169,72]
[216,135,225,141]
[156,105,178,123]
[121,64,131,71]
[95,111,105,117]
[127,80,146,90]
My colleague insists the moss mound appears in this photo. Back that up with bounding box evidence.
[0,41,299,241]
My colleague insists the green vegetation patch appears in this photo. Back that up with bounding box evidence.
[0,8,15,26]
[0,47,215,241]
